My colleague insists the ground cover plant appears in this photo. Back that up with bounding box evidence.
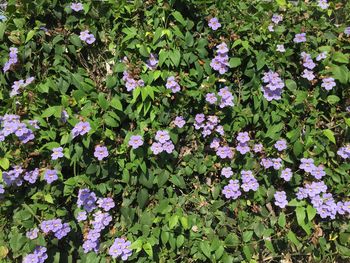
[0,0,350,262]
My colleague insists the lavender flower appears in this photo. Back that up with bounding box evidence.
[344,27,350,37]
[210,42,229,74]
[123,71,144,92]
[77,188,97,212]
[337,144,350,159]
[61,110,69,123]
[236,132,250,143]
[109,238,132,260]
[299,158,315,173]
[276,44,286,52]
[76,211,87,222]
[51,147,64,160]
[206,93,218,104]
[128,135,143,149]
[146,53,158,70]
[274,191,288,208]
[222,179,241,199]
[293,33,306,43]
[173,116,186,128]
[3,47,18,72]
[301,69,315,81]
[10,77,35,97]
[253,143,263,153]
[94,145,108,161]
[79,30,95,44]
[316,51,327,61]
[150,142,163,155]
[155,130,170,143]
[274,139,287,151]
[72,121,91,138]
[318,0,329,9]
[260,158,273,169]
[97,197,115,212]
[216,146,233,159]
[271,14,283,24]
[23,168,39,184]
[236,142,250,154]
[22,246,48,263]
[26,228,39,240]
[261,70,285,101]
[165,76,181,93]
[268,24,274,32]
[272,158,283,170]
[321,77,336,91]
[241,170,259,192]
[44,169,58,184]
[71,2,83,12]
[281,168,292,181]
[208,17,221,30]
[221,167,233,178]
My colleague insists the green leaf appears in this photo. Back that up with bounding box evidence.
[143,243,153,258]
[170,50,181,67]
[306,205,316,221]
[285,79,297,91]
[111,96,123,111]
[137,188,149,208]
[333,52,349,64]
[287,230,301,247]
[200,241,212,259]
[0,158,10,170]
[229,57,241,68]
[278,212,286,227]
[172,11,186,26]
[169,215,179,229]
[327,95,340,104]
[98,93,109,110]
[323,129,336,144]
[25,30,36,43]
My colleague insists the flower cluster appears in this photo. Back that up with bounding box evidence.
[3,47,18,72]
[109,237,132,261]
[94,145,109,161]
[261,70,285,101]
[208,17,221,30]
[165,76,181,93]
[241,170,259,192]
[337,144,350,159]
[76,189,115,254]
[151,130,175,154]
[194,114,224,138]
[268,13,283,31]
[210,42,229,74]
[10,77,34,97]
[205,86,234,108]
[146,53,158,70]
[0,114,37,143]
[79,30,95,44]
[24,168,40,184]
[40,218,71,239]
[236,132,250,155]
[22,246,48,263]
[128,135,144,149]
[122,71,144,92]
[3,165,25,186]
[222,179,241,199]
[300,52,316,81]
[72,121,91,138]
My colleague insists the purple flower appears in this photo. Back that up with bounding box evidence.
[216,146,233,159]
[241,170,259,192]
[260,158,273,169]
[71,2,83,12]
[162,141,175,153]
[155,130,170,143]
[210,138,220,149]
[222,179,241,199]
[293,33,306,43]
[109,238,132,260]
[94,145,108,161]
[195,113,205,124]
[151,142,163,155]
[318,0,329,9]
[344,27,350,37]
[23,168,39,184]
[0,184,4,195]
[337,144,350,159]
[261,71,285,101]
[299,158,315,173]
[26,228,39,240]
[268,24,274,32]
[321,77,336,91]
[208,17,221,30]
[79,30,95,44]
[61,110,69,123]
[76,211,87,222]
[221,167,233,178]
[274,191,288,208]
[3,47,18,72]
[253,143,263,153]
[23,246,48,263]
[281,168,292,181]
[146,53,158,70]
[236,132,250,143]
[271,14,283,24]
[311,165,326,179]
[72,121,91,138]
[206,93,217,104]
[236,142,250,154]
[272,158,283,170]
[276,44,285,53]
[54,223,71,239]
[77,188,97,212]
[44,169,58,184]
[173,116,186,128]
[274,139,287,151]
[51,147,64,160]
[165,76,181,93]
[210,43,229,74]
[316,51,327,61]
[301,69,315,81]
[128,135,143,149]
[97,197,115,212]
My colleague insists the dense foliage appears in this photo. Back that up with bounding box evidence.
[0,0,350,262]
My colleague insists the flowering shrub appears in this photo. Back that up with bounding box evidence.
[0,0,350,262]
